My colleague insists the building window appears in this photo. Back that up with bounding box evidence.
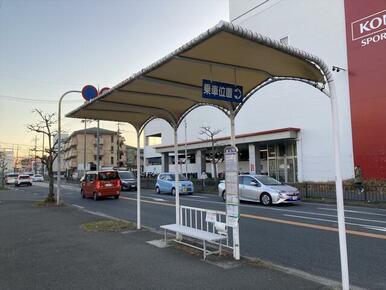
[111,135,114,143]
[111,156,114,164]
[146,157,161,166]
[93,155,102,161]
[111,146,114,153]
[145,133,162,146]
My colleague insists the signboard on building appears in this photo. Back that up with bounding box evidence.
[345,0,386,178]
[202,79,243,103]
[224,145,240,259]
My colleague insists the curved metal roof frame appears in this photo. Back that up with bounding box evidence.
[66,20,332,131]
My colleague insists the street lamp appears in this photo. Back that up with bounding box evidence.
[57,90,81,205]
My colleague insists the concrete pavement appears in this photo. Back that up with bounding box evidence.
[0,188,326,290]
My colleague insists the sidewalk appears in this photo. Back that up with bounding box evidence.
[0,191,327,290]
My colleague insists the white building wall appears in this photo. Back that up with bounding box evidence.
[144,0,354,181]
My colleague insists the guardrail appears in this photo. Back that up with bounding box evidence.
[179,205,234,250]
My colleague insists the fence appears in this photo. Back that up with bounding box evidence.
[290,182,386,202]
[180,205,234,250]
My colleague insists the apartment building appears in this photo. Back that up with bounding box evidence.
[63,127,126,177]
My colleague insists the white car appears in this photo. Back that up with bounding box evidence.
[218,174,300,206]
[32,174,44,182]
[15,175,32,187]
[5,173,18,185]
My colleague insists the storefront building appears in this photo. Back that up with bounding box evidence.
[143,0,386,181]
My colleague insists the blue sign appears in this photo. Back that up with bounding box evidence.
[82,85,98,101]
[202,79,243,103]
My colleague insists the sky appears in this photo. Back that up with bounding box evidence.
[0,0,229,156]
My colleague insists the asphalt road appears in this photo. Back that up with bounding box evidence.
[14,182,386,289]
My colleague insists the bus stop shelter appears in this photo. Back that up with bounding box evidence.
[66,21,350,289]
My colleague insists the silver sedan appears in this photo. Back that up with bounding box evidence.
[218,174,300,206]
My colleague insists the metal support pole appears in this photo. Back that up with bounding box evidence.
[57,90,81,205]
[229,111,240,260]
[174,128,181,239]
[136,131,141,230]
[329,78,349,290]
[83,119,87,177]
[96,120,100,170]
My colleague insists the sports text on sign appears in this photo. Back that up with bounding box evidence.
[202,79,243,103]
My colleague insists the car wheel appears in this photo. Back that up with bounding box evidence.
[93,192,98,201]
[222,191,226,202]
[172,188,176,196]
[260,193,272,206]
[114,195,119,200]
[156,187,161,194]
[81,190,85,199]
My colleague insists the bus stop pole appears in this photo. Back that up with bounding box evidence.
[329,78,349,290]
[136,131,141,230]
[174,128,181,238]
[229,110,240,260]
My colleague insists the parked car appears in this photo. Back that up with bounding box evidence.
[118,171,136,191]
[80,170,121,200]
[32,174,44,182]
[5,173,18,185]
[218,174,300,206]
[155,173,194,195]
[15,175,32,187]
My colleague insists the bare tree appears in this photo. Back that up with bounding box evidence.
[199,126,224,181]
[27,109,58,202]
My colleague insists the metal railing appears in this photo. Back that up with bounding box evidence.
[179,205,234,250]
[290,182,386,202]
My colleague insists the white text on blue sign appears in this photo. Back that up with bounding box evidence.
[202,79,243,103]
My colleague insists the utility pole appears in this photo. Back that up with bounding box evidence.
[15,147,19,172]
[184,119,188,178]
[117,122,120,167]
[96,120,100,170]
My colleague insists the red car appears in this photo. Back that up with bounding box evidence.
[81,171,121,200]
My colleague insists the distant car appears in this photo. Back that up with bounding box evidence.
[80,170,121,200]
[218,174,300,206]
[5,173,18,185]
[156,173,194,195]
[118,171,136,191]
[15,175,32,187]
[32,174,44,182]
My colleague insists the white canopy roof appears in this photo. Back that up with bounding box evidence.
[67,21,330,132]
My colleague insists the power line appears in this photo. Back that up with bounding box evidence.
[0,94,82,104]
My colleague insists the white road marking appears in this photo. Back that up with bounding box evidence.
[284,214,386,232]
[318,207,386,217]
[71,204,84,209]
[187,195,209,199]
[151,198,166,202]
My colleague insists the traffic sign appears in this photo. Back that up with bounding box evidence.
[81,85,98,101]
[202,79,243,103]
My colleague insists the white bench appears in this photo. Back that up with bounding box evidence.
[161,224,227,260]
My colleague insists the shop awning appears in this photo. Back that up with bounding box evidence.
[66,21,330,132]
